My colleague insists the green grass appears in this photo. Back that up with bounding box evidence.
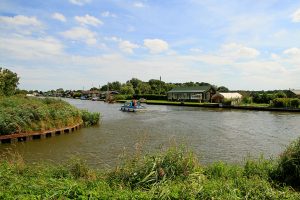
[0,96,100,135]
[238,103,270,107]
[1,142,300,199]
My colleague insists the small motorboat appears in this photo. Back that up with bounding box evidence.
[120,101,146,112]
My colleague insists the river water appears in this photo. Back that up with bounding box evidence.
[1,98,300,167]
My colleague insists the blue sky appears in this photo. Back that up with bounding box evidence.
[0,0,300,90]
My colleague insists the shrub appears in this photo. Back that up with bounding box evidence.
[222,99,232,106]
[290,99,300,108]
[81,110,100,126]
[241,96,252,104]
[271,98,291,108]
[271,98,300,108]
[108,146,199,189]
[273,138,300,187]
[113,94,132,101]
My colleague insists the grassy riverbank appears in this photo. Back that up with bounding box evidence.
[1,139,300,199]
[0,96,100,135]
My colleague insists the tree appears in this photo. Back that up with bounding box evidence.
[0,67,19,96]
[217,86,229,92]
[137,82,151,94]
[120,83,134,95]
[275,91,287,98]
[110,81,122,91]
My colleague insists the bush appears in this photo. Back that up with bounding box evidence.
[222,99,232,106]
[113,94,132,101]
[273,138,300,187]
[271,98,287,107]
[271,98,300,108]
[241,96,252,104]
[290,99,300,108]
[81,110,100,126]
[108,146,198,189]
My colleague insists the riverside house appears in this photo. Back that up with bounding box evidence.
[167,86,216,102]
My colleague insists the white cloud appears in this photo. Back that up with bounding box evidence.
[0,36,64,60]
[101,11,117,18]
[69,0,91,6]
[52,12,66,22]
[133,2,145,8]
[119,40,139,54]
[144,39,169,54]
[75,14,103,27]
[292,9,300,22]
[0,15,44,35]
[220,43,260,59]
[61,27,97,45]
[283,47,300,56]
[0,15,42,27]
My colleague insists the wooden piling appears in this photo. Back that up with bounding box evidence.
[0,123,82,144]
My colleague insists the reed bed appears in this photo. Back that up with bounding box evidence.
[0,96,100,135]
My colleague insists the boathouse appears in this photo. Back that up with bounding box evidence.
[211,92,242,105]
[167,86,216,102]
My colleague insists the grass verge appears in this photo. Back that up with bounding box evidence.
[1,139,300,199]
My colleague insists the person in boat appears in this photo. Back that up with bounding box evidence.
[133,99,137,107]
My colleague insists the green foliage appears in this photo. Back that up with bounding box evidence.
[290,98,300,108]
[0,96,83,135]
[2,143,300,199]
[241,96,252,104]
[271,98,300,108]
[113,94,132,100]
[120,83,135,95]
[275,92,287,98]
[217,86,229,92]
[0,67,19,96]
[252,92,274,104]
[72,92,82,98]
[108,146,198,189]
[222,99,232,106]
[81,110,100,126]
[273,138,300,187]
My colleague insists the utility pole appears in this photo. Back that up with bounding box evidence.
[159,76,161,95]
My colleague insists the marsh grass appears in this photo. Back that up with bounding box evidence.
[0,96,100,135]
[1,141,300,199]
[81,109,101,127]
[272,138,300,188]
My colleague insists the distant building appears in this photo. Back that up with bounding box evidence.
[99,91,119,99]
[291,90,300,98]
[167,86,216,102]
[81,90,100,98]
[211,92,242,105]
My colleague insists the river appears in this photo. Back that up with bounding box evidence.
[1,98,300,168]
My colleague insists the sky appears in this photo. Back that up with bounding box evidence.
[0,0,300,91]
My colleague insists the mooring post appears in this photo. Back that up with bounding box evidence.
[11,138,18,143]
[26,136,32,141]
